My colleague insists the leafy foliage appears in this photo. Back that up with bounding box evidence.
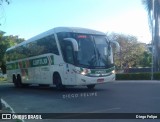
[108,33,151,69]
[139,51,151,67]
[0,0,10,5]
[0,33,24,73]
[0,0,10,26]
[142,0,160,72]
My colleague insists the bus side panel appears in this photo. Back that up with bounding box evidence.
[62,63,76,85]
[52,55,65,85]
[6,62,21,83]
[26,67,35,83]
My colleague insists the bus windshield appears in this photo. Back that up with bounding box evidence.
[58,32,114,69]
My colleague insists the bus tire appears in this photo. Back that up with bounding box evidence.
[22,83,30,87]
[13,75,18,88]
[17,75,30,88]
[39,84,49,87]
[87,84,95,89]
[16,75,23,88]
[53,73,65,90]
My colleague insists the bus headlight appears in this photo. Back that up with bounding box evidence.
[81,71,86,75]
[81,69,89,75]
[112,70,115,74]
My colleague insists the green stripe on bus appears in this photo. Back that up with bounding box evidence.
[90,66,115,74]
[50,55,54,65]
[6,55,54,70]
[30,56,49,67]
[6,62,18,70]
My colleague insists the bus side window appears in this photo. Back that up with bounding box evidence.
[36,35,59,55]
[65,42,74,64]
[6,51,11,62]
[27,42,38,57]
[47,35,59,55]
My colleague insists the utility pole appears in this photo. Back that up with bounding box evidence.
[151,42,154,80]
[0,98,2,110]
[151,0,155,80]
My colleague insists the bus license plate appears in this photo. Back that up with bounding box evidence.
[97,78,104,82]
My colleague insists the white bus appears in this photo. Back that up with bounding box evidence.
[6,27,119,89]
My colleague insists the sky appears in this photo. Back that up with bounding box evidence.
[0,0,151,44]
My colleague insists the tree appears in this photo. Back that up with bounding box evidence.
[139,51,152,67]
[0,0,10,26]
[108,33,149,70]
[0,0,10,5]
[0,33,24,74]
[142,0,160,72]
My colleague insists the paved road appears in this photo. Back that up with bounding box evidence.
[0,80,160,122]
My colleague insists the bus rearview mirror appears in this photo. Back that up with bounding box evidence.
[64,38,79,51]
[107,39,120,53]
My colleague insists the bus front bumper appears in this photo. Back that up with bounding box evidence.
[76,73,115,86]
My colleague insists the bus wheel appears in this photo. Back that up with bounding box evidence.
[87,84,95,89]
[16,75,22,88]
[13,75,18,87]
[39,84,49,87]
[53,74,65,90]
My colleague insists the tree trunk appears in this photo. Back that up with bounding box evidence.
[0,62,6,74]
[153,0,160,72]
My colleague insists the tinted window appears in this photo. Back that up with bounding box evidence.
[36,35,59,55]
[57,32,71,62]
[62,42,74,64]
[6,34,59,61]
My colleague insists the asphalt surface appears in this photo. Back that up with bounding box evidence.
[0,80,160,122]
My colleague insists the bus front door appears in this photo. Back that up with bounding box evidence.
[63,42,76,85]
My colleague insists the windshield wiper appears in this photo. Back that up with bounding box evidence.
[97,48,102,59]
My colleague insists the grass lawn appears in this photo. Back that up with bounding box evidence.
[0,77,7,82]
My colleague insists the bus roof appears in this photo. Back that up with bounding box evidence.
[6,27,106,52]
[54,27,106,35]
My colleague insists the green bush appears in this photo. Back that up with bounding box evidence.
[116,72,160,80]
[0,77,7,82]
